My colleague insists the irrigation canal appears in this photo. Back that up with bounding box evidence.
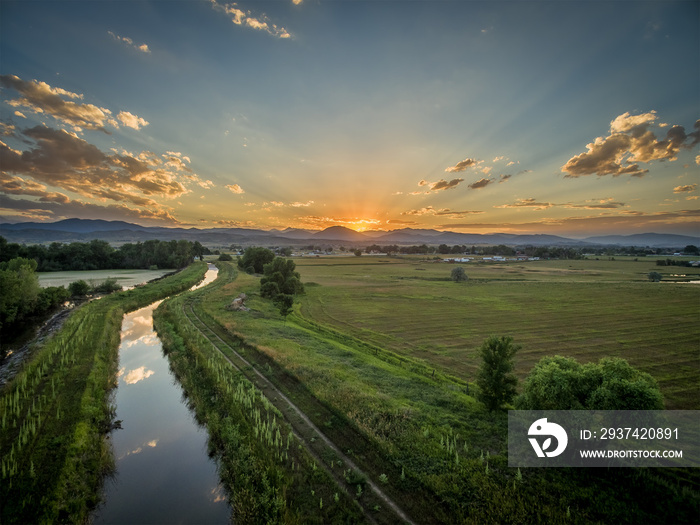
[93,265,230,524]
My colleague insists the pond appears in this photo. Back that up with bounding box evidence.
[93,265,230,524]
[38,268,173,289]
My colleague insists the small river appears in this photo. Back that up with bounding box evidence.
[93,265,230,524]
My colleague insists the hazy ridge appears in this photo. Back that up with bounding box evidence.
[1,219,698,248]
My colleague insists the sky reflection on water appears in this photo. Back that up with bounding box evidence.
[94,266,229,524]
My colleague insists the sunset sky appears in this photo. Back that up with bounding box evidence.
[1,0,698,237]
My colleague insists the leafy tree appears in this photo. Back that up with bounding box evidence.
[260,258,304,297]
[260,257,304,317]
[273,293,295,318]
[218,252,233,261]
[451,266,468,282]
[683,244,699,255]
[648,271,663,282]
[516,355,664,410]
[0,257,41,331]
[238,247,275,273]
[353,249,362,256]
[476,336,520,411]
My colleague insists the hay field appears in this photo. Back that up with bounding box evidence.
[295,256,700,409]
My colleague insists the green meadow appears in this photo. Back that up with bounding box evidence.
[295,256,700,410]
[187,257,699,523]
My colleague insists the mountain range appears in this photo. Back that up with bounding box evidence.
[0,219,698,248]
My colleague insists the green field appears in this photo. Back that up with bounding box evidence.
[295,256,700,409]
[185,258,699,523]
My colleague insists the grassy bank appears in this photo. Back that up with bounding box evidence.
[193,258,699,523]
[0,262,207,524]
[154,264,367,524]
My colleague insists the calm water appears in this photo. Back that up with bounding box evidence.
[94,265,230,524]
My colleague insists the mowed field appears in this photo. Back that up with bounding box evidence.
[294,256,700,409]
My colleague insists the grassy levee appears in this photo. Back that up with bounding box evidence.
[192,257,699,523]
[153,264,368,524]
[0,261,207,524]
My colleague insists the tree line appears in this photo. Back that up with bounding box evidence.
[0,237,210,271]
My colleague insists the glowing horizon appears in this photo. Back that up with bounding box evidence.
[1,1,698,237]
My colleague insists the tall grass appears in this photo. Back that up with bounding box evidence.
[0,262,207,524]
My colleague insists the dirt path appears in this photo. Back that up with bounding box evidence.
[181,299,416,525]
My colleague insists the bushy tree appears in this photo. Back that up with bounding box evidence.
[451,266,468,282]
[0,257,40,331]
[260,257,304,317]
[218,252,233,261]
[516,355,664,410]
[238,247,275,274]
[648,271,663,282]
[69,280,91,297]
[476,336,520,411]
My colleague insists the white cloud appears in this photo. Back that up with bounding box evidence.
[108,31,151,53]
[123,366,155,384]
[118,111,149,130]
[226,183,245,194]
[210,0,292,39]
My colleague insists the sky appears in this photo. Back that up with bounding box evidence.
[0,0,698,237]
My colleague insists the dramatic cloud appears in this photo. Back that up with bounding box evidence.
[562,111,700,178]
[108,31,151,53]
[468,178,493,190]
[445,157,477,173]
[226,184,245,194]
[0,75,148,132]
[0,125,205,222]
[0,194,179,224]
[674,184,697,193]
[210,0,291,38]
[0,172,70,203]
